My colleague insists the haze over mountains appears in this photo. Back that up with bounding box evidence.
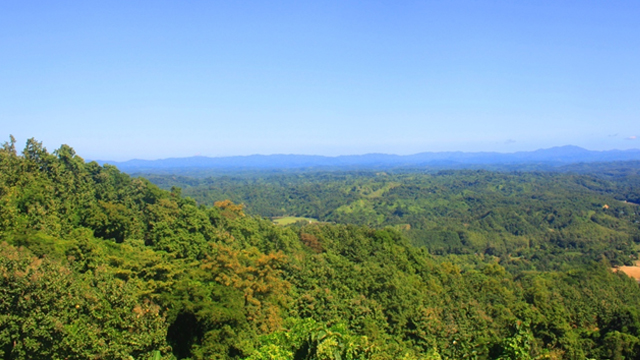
[98,145,640,174]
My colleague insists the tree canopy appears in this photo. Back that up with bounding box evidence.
[3,138,640,359]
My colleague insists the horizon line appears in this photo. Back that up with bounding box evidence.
[91,144,640,163]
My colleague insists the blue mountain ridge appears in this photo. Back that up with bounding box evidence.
[96,146,640,172]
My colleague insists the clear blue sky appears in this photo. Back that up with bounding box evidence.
[1,1,639,160]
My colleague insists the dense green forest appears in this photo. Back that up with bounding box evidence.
[145,169,640,271]
[3,137,640,359]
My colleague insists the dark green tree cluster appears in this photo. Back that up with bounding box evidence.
[3,137,640,359]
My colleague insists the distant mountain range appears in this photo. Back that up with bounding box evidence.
[97,146,640,174]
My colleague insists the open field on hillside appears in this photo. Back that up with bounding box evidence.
[614,260,640,281]
[272,216,317,225]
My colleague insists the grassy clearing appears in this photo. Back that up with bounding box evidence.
[272,216,318,225]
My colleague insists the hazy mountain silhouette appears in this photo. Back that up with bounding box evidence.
[97,146,640,173]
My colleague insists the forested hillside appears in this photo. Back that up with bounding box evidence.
[147,170,640,271]
[3,138,640,359]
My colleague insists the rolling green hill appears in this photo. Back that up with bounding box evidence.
[147,170,640,271]
[3,138,640,359]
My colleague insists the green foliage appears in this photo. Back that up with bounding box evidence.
[3,137,640,359]
[150,170,640,269]
[0,242,170,359]
[496,322,533,360]
[248,318,376,360]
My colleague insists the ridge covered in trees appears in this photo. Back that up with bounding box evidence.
[147,170,640,270]
[2,137,640,359]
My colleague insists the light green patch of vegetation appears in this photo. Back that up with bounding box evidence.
[272,216,317,225]
[361,181,400,198]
